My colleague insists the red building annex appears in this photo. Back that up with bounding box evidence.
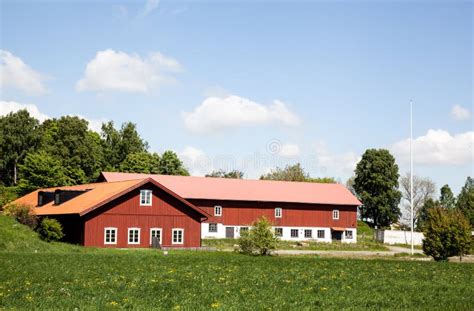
[10,172,361,248]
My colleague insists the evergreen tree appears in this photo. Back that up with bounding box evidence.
[456,177,474,228]
[439,184,456,209]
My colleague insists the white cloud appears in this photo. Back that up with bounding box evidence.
[279,143,300,157]
[76,49,181,93]
[391,129,474,165]
[0,101,49,122]
[0,50,48,95]
[0,101,106,133]
[183,95,300,133]
[179,146,212,176]
[451,104,471,121]
[143,0,159,16]
[313,141,360,178]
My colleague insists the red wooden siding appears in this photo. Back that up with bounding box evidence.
[189,199,357,228]
[83,182,202,248]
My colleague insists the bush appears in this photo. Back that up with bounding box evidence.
[237,217,278,255]
[422,207,471,261]
[37,218,64,242]
[0,186,19,209]
[2,203,38,229]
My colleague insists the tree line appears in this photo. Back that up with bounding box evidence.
[0,110,189,195]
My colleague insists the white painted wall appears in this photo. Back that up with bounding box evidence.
[383,230,424,245]
[201,223,357,243]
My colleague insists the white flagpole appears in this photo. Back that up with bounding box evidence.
[410,101,414,255]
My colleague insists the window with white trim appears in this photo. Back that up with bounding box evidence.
[240,227,249,233]
[209,223,218,233]
[104,227,117,244]
[275,207,282,218]
[317,230,325,239]
[345,230,353,239]
[291,229,299,238]
[274,227,283,237]
[128,228,140,244]
[150,228,162,245]
[214,205,222,216]
[140,190,152,206]
[333,209,340,220]
[172,228,184,244]
[304,229,312,238]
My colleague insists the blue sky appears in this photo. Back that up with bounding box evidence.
[1,0,472,202]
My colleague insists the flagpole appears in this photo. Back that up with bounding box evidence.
[410,101,414,255]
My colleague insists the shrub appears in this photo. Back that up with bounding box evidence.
[37,218,64,242]
[237,217,278,255]
[0,186,19,209]
[422,207,471,261]
[2,203,38,229]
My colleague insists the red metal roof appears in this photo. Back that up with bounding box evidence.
[100,172,361,206]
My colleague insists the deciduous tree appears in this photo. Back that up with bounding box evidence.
[353,149,402,228]
[206,170,244,179]
[400,173,436,228]
[0,110,40,185]
[159,151,189,176]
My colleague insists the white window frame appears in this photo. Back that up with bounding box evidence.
[172,228,184,245]
[290,229,299,238]
[104,227,117,245]
[333,209,340,220]
[274,227,283,237]
[128,228,141,245]
[214,205,222,216]
[140,189,153,206]
[345,230,353,239]
[317,229,325,239]
[208,223,218,233]
[275,207,282,218]
[149,228,162,245]
[304,229,312,238]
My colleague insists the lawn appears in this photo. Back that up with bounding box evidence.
[1,251,473,310]
[1,216,473,310]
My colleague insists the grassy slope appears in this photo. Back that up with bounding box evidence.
[1,215,472,310]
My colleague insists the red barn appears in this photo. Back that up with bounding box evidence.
[11,172,360,248]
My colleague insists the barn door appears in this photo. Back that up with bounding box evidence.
[225,227,234,238]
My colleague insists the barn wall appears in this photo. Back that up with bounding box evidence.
[83,183,202,248]
[189,199,357,228]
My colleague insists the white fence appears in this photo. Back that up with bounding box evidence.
[382,230,424,246]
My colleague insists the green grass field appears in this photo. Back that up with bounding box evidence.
[1,215,473,310]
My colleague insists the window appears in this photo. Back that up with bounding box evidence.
[240,227,249,233]
[333,209,340,220]
[275,207,282,218]
[274,228,283,237]
[209,223,218,233]
[214,205,222,216]
[150,228,162,245]
[140,190,152,206]
[172,228,184,244]
[345,230,353,239]
[128,228,140,244]
[304,229,312,238]
[317,230,325,239]
[104,227,117,244]
[291,229,299,238]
